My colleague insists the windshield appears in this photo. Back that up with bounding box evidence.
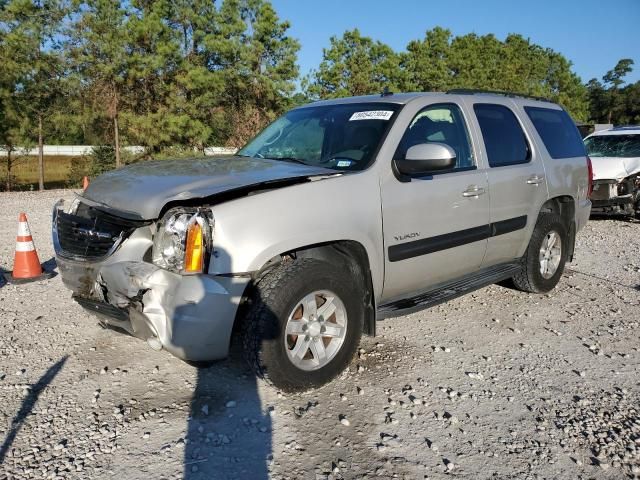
[238,103,401,171]
[584,134,640,158]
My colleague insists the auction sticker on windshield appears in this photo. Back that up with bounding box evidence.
[349,111,394,121]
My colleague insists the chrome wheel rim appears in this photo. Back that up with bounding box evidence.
[284,290,347,371]
[539,230,562,279]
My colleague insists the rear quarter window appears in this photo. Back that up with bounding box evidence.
[524,107,586,159]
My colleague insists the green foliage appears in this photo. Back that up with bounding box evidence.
[0,0,69,189]
[88,144,116,177]
[306,29,405,99]
[402,27,452,92]
[603,59,634,89]
[67,155,90,187]
[307,28,590,121]
[62,0,300,152]
[0,0,633,191]
[588,59,638,124]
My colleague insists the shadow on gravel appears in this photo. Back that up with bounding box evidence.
[0,356,68,464]
[42,257,58,273]
[565,267,639,290]
[588,213,639,224]
[179,262,275,480]
[183,361,272,479]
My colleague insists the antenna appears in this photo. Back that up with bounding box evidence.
[381,86,393,97]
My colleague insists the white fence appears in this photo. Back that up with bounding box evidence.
[0,145,238,157]
[203,147,238,155]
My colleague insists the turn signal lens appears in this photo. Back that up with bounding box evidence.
[184,220,204,273]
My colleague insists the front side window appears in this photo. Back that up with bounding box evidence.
[394,103,475,169]
[524,106,585,159]
[238,103,401,171]
[584,134,640,158]
[474,104,530,167]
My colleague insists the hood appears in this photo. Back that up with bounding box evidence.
[590,156,640,182]
[82,156,336,220]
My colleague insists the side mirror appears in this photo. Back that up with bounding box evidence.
[395,143,457,176]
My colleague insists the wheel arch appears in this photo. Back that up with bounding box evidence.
[538,195,576,261]
[232,240,377,341]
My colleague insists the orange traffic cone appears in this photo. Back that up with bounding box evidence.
[4,213,54,284]
[82,176,90,190]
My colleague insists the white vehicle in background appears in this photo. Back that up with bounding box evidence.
[584,126,640,218]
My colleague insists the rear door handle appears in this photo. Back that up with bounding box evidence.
[462,185,486,197]
[526,175,545,185]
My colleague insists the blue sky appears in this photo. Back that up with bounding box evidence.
[271,0,640,85]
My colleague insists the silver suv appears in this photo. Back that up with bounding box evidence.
[53,90,592,391]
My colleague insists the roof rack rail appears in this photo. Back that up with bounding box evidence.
[446,89,552,103]
[611,125,640,130]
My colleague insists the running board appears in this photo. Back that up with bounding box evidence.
[377,262,522,319]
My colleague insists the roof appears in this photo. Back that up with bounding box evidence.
[301,92,439,108]
[299,90,561,109]
[588,126,640,137]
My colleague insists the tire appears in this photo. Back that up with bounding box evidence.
[242,258,363,392]
[512,213,568,294]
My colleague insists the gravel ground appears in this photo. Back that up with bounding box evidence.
[0,189,638,480]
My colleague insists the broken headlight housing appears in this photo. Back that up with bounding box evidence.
[152,208,213,274]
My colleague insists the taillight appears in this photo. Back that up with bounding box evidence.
[586,156,594,198]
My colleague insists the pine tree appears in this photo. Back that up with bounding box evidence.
[0,0,68,189]
[306,29,404,100]
[307,28,589,121]
[602,59,634,124]
[402,27,453,92]
[219,0,300,146]
[68,0,130,167]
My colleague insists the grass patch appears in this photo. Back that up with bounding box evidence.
[0,155,78,190]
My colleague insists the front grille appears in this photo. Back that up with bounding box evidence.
[55,204,137,259]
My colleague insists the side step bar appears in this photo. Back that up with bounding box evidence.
[377,262,522,319]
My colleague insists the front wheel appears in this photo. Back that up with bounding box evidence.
[512,213,568,293]
[242,258,363,391]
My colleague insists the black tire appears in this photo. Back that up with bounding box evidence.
[512,213,568,294]
[242,258,363,392]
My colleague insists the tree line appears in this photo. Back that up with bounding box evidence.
[0,1,638,190]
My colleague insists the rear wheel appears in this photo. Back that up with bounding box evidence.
[242,258,363,391]
[512,213,568,293]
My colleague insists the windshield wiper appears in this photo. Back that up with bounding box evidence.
[267,156,311,166]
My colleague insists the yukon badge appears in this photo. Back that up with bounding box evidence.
[394,232,420,242]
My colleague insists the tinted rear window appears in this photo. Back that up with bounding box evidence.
[524,107,586,159]
[474,104,530,167]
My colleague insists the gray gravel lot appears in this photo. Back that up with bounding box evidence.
[0,190,639,480]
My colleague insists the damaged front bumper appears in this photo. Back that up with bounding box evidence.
[53,199,249,362]
[590,178,639,216]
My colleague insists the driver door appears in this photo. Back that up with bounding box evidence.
[380,102,490,301]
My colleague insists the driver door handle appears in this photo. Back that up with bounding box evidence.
[462,185,486,197]
[526,174,545,185]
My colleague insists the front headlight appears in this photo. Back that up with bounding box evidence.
[152,207,213,274]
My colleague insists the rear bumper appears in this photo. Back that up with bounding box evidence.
[53,200,249,362]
